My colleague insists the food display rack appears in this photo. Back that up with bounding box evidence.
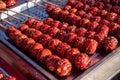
[0,0,120,80]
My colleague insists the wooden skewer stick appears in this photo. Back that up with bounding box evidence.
[0,24,6,31]
[0,11,24,22]
[0,18,16,27]
[6,8,40,21]
[42,0,62,8]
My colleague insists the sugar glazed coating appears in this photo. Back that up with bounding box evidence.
[55,59,72,77]
[83,39,98,54]
[74,53,90,70]
[4,0,120,77]
[103,36,118,52]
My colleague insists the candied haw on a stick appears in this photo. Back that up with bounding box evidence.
[86,0,95,6]
[47,39,61,52]
[29,43,43,58]
[32,21,43,30]
[59,10,69,21]
[3,0,16,7]
[75,28,87,37]
[55,59,72,77]
[52,7,62,19]
[86,21,99,31]
[55,30,66,42]
[51,20,60,27]
[74,53,90,70]
[103,36,118,52]
[82,4,90,12]
[85,31,96,39]
[25,18,36,27]
[90,16,101,22]
[63,5,71,10]
[108,23,120,35]
[45,55,61,71]
[84,13,93,19]
[104,3,112,12]
[18,24,29,33]
[0,1,6,9]
[83,39,98,54]
[66,0,76,7]
[58,22,69,31]
[94,33,106,47]
[69,8,77,13]
[76,10,86,17]
[96,25,109,37]
[102,0,111,3]
[115,16,120,24]
[74,36,86,51]
[97,10,108,18]
[5,26,16,35]
[40,24,51,34]
[56,42,70,58]
[89,7,99,15]
[36,48,52,63]
[106,12,117,22]
[46,4,55,16]
[110,0,119,5]
[23,28,35,37]
[38,34,52,47]
[64,32,77,46]
[66,25,76,33]
[74,2,84,10]
[15,34,28,47]
[79,18,90,28]
[43,18,53,25]
[95,1,104,9]
[72,16,81,26]
[111,5,120,14]
[21,38,35,51]
[30,30,42,41]
[47,27,60,38]
[99,19,110,26]
[8,30,21,41]
[65,48,80,62]
[65,13,75,23]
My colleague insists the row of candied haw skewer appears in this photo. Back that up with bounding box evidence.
[42,17,120,40]
[66,0,120,13]
[25,18,118,53]
[46,4,120,29]
[20,17,118,69]
[5,27,72,77]
[24,18,99,54]
[18,23,91,70]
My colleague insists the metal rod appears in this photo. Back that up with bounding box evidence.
[0,11,24,22]
[6,8,40,21]
[0,24,6,31]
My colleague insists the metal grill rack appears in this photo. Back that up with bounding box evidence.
[0,0,120,80]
